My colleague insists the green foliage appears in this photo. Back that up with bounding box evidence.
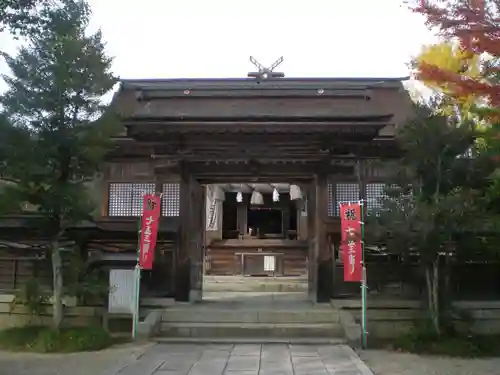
[369,100,499,336]
[0,0,117,329]
[65,253,109,305]
[9,278,50,322]
[370,103,491,260]
[0,325,43,350]
[0,325,113,352]
[0,0,118,231]
[393,320,500,357]
[0,0,49,35]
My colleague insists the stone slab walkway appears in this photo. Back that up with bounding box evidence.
[0,343,373,375]
[116,343,373,375]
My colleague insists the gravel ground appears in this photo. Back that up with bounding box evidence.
[0,342,152,375]
[359,349,500,375]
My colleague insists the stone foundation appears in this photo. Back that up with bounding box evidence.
[332,299,500,339]
[0,294,103,329]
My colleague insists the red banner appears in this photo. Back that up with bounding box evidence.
[340,202,363,282]
[139,194,161,270]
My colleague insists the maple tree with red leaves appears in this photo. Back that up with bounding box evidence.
[410,0,500,109]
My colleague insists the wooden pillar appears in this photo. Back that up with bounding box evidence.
[316,173,332,302]
[282,194,290,237]
[175,165,190,301]
[237,197,247,236]
[307,179,317,302]
[175,163,204,302]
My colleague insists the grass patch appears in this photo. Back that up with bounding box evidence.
[392,328,500,357]
[0,325,114,353]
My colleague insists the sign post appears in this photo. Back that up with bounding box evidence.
[360,201,368,349]
[132,263,141,339]
[339,201,368,348]
[132,194,161,340]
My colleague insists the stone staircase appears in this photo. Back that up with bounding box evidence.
[150,276,345,343]
[157,303,343,342]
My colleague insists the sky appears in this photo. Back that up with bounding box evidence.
[0,0,438,93]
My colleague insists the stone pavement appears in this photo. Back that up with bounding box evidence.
[115,343,373,375]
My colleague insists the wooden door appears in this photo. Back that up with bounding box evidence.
[307,180,318,303]
[189,176,205,302]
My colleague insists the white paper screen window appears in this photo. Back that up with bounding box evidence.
[327,183,334,217]
[108,183,156,216]
[263,256,276,272]
[335,183,360,216]
[162,183,180,216]
[366,183,386,215]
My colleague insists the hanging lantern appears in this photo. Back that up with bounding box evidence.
[289,184,302,200]
[236,192,243,203]
[272,188,279,202]
[250,190,264,205]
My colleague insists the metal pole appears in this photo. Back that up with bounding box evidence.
[132,264,141,339]
[360,200,368,348]
[132,217,142,340]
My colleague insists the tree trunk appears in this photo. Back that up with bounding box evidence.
[432,259,440,334]
[425,259,441,336]
[51,240,63,330]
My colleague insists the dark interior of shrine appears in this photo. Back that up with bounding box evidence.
[248,208,283,237]
[222,192,298,239]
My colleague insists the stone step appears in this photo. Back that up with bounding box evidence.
[159,322,344,339]
[154,337,346,345]
[203,276,308,293]
[204,276,308,283]
[203,282,308,292]
[162,308,340,324]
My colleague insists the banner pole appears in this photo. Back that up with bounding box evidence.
[132,216,142,340]
[360,200,368,348]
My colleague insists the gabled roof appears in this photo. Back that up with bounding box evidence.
[119,76,410,92]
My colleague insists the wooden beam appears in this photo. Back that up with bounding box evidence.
[123,116,394,125]
[109,139,400,160]
[138,88,374,99]
[125,123,389,136]
[123,133,379,144]
[155,161,355,180]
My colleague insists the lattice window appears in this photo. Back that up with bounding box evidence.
[366,183,386,215]
[327,183,334,217]
[335,183,360,216]
[162,183,180,216]
[108,183,156,216]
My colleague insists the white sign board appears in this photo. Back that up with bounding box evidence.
[108,269,135,314]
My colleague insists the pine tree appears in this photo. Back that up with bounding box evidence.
[0,0,117,329]
[0,0,50,34]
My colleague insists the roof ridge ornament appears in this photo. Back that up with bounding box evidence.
[248,56,285,80]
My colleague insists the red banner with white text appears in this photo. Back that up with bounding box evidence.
[139,194,161,270]
[340,202,363,282]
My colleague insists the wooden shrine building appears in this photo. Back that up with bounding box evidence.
[104,75,415,303]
